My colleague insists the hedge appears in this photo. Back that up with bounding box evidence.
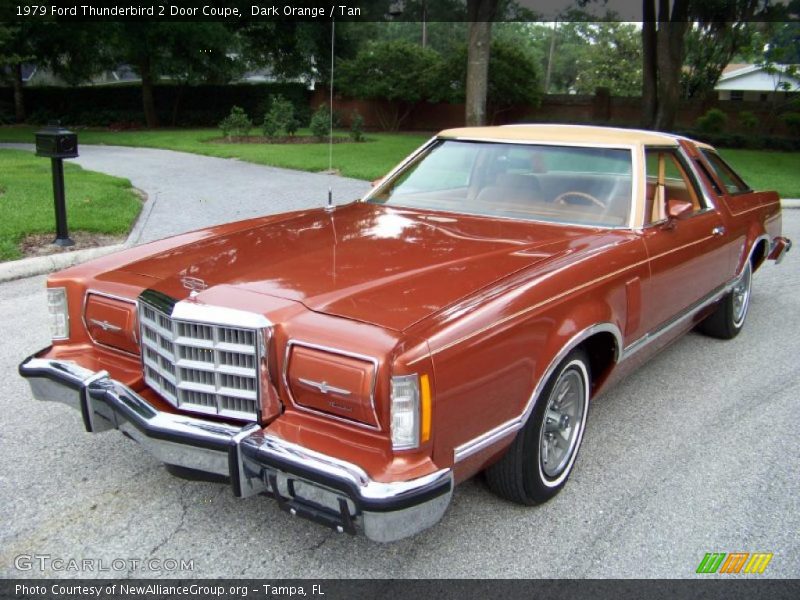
[676,130,800,152]
[0,82,312,127]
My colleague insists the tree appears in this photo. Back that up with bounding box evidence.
[438,37,542,121]
[0,23,41,122]
[641,0,691,130]
[237,22,360,89]
[107,23,241,128]
[640,0,771,130]
[465,0,500,126]
[572,23,643,96]
[682,22,759,100]
[337,40,443,130]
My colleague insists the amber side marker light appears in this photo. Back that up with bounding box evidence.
[420,373,432,443]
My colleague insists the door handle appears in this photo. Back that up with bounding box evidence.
[712,226,726,236]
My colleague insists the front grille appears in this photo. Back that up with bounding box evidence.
[138,300,260,421]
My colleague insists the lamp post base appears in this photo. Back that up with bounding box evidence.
[52,237,75,247]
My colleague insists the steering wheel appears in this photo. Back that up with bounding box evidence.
[554,191,606,209]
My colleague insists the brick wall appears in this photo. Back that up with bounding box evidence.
[313,87,796,135]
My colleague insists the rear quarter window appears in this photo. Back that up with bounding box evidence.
[701,150,751,195]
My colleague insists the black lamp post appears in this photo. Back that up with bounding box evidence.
[35,121,79,247]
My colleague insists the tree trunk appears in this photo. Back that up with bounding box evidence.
[139,56,159,128]
[641,1,657,128]
[653,0,689,131]
[465,0,498,126]
[171,84,185,127]
[12,62,25,123]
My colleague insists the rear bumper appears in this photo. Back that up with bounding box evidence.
[769,236,792,264]
[19,352,452,542]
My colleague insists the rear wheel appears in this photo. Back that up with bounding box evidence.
[486,349,590,505]
[698,260,752,340]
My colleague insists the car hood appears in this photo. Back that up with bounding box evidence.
[116,202,601,331]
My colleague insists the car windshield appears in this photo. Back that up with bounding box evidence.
[367,140,633,227]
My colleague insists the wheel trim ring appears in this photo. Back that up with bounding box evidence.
[536,359,590,488]
[732,262,752,328]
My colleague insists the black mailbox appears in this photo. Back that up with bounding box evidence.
[35,121,78,246]
[35,123,78,159]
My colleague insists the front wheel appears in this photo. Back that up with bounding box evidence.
[486,349,591,505]
[698,260,752,340]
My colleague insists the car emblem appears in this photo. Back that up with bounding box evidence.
[181,276,208,298]
[89,318,122,332]
[297,377,351,396]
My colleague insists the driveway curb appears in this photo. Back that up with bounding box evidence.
[0,244,126,283]
[0,187,150,284]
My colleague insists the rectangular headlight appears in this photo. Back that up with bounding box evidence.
[47,287,69,340]
[390,374,420,450]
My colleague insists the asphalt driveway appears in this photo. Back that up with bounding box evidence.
[0,146,798,579]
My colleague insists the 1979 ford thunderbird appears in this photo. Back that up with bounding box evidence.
[20,125,791,542]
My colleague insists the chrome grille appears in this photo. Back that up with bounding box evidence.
[138,301,260,421]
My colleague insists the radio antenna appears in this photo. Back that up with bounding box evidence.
[326,19,335,212]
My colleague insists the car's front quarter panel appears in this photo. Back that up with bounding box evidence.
[408,230,647,483]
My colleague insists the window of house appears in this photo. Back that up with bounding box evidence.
[730,90,744,102]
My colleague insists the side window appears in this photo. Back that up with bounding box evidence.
[644,148,703,224]
[701,150,751,195]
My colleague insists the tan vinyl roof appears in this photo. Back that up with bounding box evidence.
[438,124,684,147]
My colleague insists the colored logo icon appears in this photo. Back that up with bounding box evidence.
[696,552,773,574]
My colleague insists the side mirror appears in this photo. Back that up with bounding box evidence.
[667,199,693,220]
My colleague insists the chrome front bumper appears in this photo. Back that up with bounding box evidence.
[19,353,453,542]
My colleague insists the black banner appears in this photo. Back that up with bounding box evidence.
[3,580,800,600]
[2,0,798,23]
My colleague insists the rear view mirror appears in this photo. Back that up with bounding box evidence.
[667,199,693,220]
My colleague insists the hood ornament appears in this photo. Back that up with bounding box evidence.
[181,276,207,299]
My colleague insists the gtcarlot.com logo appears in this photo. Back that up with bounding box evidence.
[14,554,194,572]
[696,552,773,574]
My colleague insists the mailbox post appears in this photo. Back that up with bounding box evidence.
[35,122,79,247]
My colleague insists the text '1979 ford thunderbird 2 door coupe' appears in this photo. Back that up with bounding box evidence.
[20,125,791,542]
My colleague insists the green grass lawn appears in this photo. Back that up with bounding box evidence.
[0,126,429,182]
[718,149,800,198]
[0,149,141,261]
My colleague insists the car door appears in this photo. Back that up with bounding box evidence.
[639,146,734,333]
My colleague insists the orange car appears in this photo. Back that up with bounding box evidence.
[20,125,791,541]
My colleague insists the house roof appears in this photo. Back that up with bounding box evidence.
[716,63,800,92]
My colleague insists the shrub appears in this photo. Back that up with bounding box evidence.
[780,112,800,137]
[3,82,310,127]
[738,110,758,131]
[696,108,728,134]
[261,113,279,138]
[309,106,331,139]
[285,116,299,136]
[261,95,295,138]
[679,130,800,152]
[349,111,365,142]
[218,106,252,139]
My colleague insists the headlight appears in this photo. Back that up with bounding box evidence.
[390,373,432,450]
[47,287,69,340]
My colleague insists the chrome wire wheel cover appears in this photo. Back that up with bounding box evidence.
[732,262,752,328]
[539,363,587,479]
